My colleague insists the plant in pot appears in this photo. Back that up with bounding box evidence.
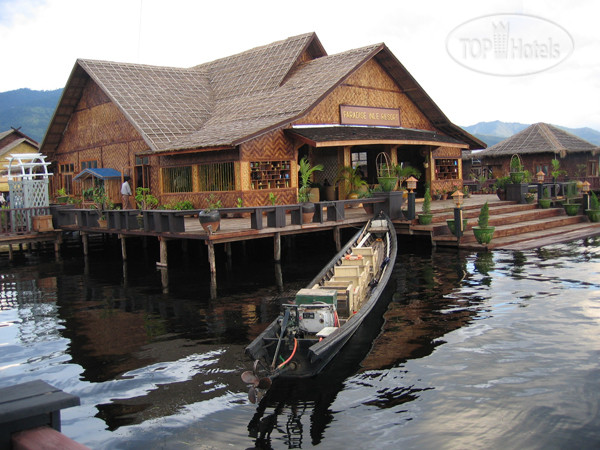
[359,188,374,215]
[134,187,159,227]
[562,182,580,216]
[395,164,421,190]
[586,191,600,222]
[525,191,536,204]
[336,165,367,202]
[91,186,111,227]
[199,193,222,233]
[55,187,69,204]
[472,201,495,245]
[493,176,510,201]
[376,152,398,192]
[418,187,433,225]
[298,156,323,223]
[509,154,525,184]
[551,158,566,182]
[539,186,552,209]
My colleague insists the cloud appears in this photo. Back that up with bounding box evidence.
[0,0,598,130]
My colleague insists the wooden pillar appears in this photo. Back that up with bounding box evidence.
[81,232,89,256]
[54,235,62,262]
[274,232,281,262]
[158,237,168,268]
[333,226,341,252]
[120,234,127,261]
[207,241,216,274]
[8,244,13,262]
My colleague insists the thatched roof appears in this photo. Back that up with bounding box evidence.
[0,128,39,158]
[477,123,599,159]
[42,32,483,155]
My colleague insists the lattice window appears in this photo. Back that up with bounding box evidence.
[198,162,235,191]
[162,166,192,193]
[81,160,98,170]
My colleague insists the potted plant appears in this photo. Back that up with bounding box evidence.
[418,187,433,225]
[298,156,323,223]
[359,188,374,215]
[55,187,69,204]
[539,186,552,209]
[551,158,566,182]
[525,191,536,204]
[91,186,111,227]
[395,164,421,190]
[199,193,222,233]
[493,176,510,201]
[563,182,580,216]
[376,152,398,192]
[336,165,367,200]
[134,187,159,227]
[509,154,525,184]
[586,191,600,222]
[472,201,495,244]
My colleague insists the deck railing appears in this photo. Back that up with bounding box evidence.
[0,207,52,235]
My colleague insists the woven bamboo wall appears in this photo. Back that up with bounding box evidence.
[296,59,435,131]
[54,78,149,197]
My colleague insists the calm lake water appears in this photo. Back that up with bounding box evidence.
[1,231,599,449]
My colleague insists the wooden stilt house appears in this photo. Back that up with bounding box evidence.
[41,33,484,208]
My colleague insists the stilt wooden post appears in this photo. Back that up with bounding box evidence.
[8,244,13,261]
[81,232,89,256]
[334,226,341,252]
[274,232,281,262]
[158,237,168,268]
[207,241,216,274]
[120,234,127,261]
[54,234,62,262]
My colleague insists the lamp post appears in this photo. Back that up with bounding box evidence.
[582,180,591,211]
[451,189,464,238]
[405,176,418,220]
[536,170,545,201]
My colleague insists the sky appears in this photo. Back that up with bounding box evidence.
[1,0,599,131]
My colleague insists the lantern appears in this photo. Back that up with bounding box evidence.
[582,181,591,193]
[536,171,545,183]
[406,176,418,193]
[451,189,464,208]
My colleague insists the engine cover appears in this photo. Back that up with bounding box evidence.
[297,304,335,334]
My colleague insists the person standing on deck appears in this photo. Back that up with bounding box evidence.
[121,176,132,209]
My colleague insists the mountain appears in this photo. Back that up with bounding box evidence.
[2,90,600,149]
[463,120,600,147]
[0,88,62,142]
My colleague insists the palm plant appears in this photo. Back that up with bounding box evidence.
[336,165,367,198]
[298,157,323,203]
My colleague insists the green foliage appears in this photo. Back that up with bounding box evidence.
[565,181,578,203]
[543,186,550,199]
[510,154,523,172]
[551,158,567,179]
[336,165,367,195]
[422,187,431,214]
[478,201,490,228]
[395,164,421,184]
[298,157,323,202]
[493,176,511,190]
[236,197,243,208]
[268,192,278,205]
[56,187,67,197]
[590,191,600,210]
[204,194,222,212]
[134,187,159,210]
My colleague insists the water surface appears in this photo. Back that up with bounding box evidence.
[0,233,599,449]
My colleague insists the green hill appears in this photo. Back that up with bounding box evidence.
[0,88,62,142]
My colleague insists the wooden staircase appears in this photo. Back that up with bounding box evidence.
[424,201,600,250]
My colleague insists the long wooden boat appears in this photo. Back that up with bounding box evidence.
[242,212,397,400]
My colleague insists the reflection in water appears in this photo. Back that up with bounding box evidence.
[1,235,600,448]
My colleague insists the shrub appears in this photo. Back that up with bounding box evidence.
[478,201,490,228]
[422,187,431,214]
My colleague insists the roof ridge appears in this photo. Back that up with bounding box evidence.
[537,122,565,153]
